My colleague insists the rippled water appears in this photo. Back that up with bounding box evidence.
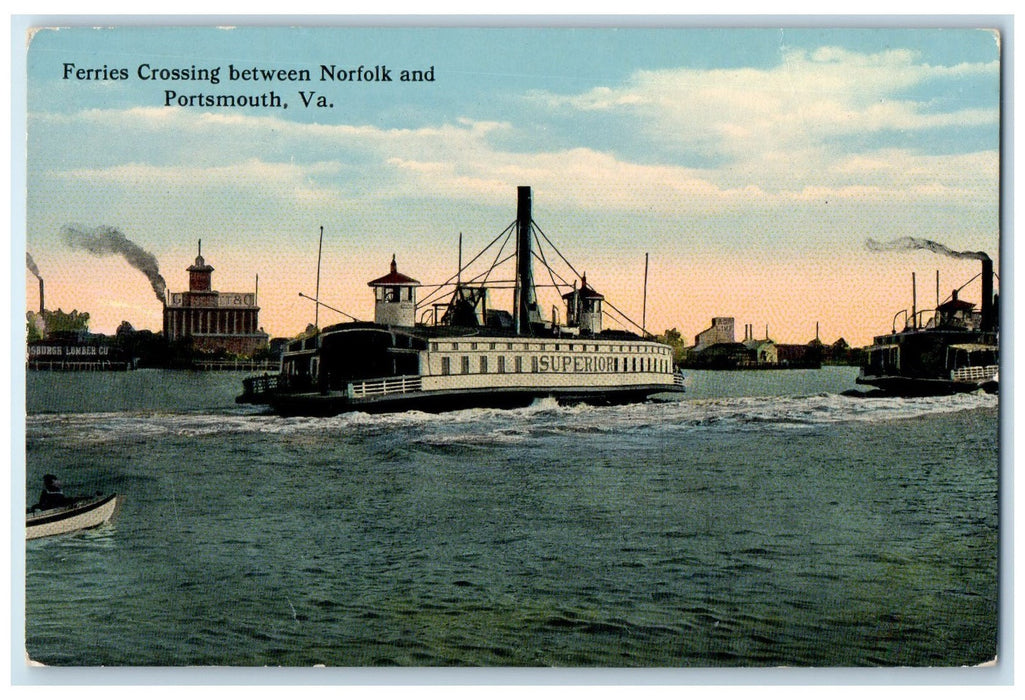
[22,368,999,667]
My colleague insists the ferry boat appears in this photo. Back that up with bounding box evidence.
[857,257,998,395]
[238,186,685,415]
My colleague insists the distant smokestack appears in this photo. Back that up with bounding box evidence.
[60,224,167,302]
[981,258,995,332]
[39,278,44,315]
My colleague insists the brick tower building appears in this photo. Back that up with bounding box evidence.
[163,242,268,356]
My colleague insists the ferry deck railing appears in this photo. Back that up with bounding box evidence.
[28,361,132,371]
[347,375,423,399]
[950,365,998,383]
[192,359,279,372]
[240,373,280,399]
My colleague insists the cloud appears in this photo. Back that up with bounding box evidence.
[532,46,998,163]
[34,105,996,221]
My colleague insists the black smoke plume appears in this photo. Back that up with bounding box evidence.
[865,236,990,261]
[60,224,167,302]
[26,252,41,280]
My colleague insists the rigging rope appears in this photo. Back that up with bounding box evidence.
[412,216,650,336]
[416,221,515,309]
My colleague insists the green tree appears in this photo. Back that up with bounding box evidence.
[41,308,90,334]
[657,327,687,364]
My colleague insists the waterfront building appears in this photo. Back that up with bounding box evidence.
[693,317,735,352]
[163,243,268,356]
[743,338,778,365]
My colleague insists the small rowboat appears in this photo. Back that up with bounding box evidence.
[26,494,122,540]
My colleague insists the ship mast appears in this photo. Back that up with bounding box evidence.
[315,226,324,330]
[642,252,649,337]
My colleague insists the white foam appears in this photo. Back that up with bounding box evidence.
[25,391,998,445]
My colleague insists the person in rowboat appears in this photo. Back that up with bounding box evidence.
[32,474,75,511]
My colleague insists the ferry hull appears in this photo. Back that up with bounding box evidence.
[856,374,997,396]
[266,383,684,417]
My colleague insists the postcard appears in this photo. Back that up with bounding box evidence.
[16,20,1004,681]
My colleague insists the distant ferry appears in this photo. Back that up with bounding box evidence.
[238,186,685,415]
[857,257,998,396]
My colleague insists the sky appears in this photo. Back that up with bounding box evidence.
[20,23,1003,347]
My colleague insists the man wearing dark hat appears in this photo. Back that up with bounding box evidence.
[35,474,74,511]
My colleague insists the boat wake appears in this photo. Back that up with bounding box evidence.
[25,391,998,446]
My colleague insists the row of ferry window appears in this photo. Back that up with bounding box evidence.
[438,355,670,375]
[430,341,667,354]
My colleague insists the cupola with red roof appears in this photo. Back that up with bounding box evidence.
[367,255,421,327]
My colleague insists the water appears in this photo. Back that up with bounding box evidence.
[22,367,999,667]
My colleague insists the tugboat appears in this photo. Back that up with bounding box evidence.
[238,186,685,415]
[857,256,998,395]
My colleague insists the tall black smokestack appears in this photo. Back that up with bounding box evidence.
[981,258,995,332]
[60,224,167,302]
[515,186,537,335]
